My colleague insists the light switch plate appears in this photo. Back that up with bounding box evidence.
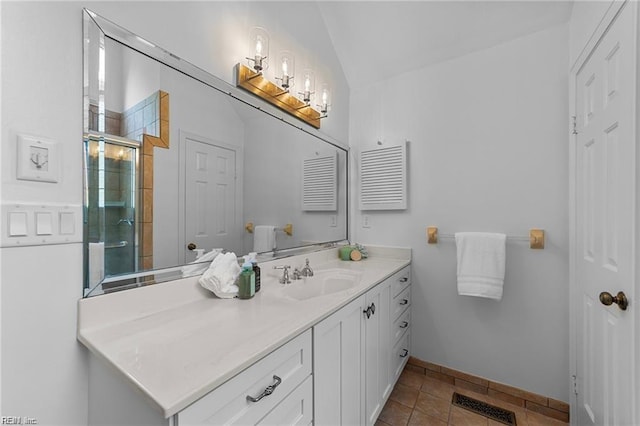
[1,203,82,247]
[16,134,59,183]
[362,215,372,228]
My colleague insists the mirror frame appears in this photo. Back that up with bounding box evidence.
[82,9,349,296]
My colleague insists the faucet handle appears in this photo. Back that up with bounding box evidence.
[273,265,291,284]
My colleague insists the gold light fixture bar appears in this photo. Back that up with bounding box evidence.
[235,63,321,129]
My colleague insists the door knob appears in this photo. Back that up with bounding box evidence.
[187,243,197,251]
[599,291,628,311]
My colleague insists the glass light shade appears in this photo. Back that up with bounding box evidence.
[319,83,331,114]
[248,27,269,72]
[300,69,315,104]
[278,50,295,89]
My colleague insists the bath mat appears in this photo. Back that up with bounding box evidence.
[451,392,517,425]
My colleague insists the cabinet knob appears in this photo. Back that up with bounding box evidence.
[399,349,409,358]
[400,321,409,329]
[399,277,408,283]
[399,299,408,306]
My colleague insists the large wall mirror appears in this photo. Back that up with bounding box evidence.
[83,10,348,296]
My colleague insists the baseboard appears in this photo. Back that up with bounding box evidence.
[407,356,569,423]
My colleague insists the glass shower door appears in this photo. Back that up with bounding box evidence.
[85,135,140,286]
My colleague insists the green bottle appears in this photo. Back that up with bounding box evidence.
[238,260,255,299]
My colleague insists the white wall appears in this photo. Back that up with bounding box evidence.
[350,23,570,401]
[0,2,349,425]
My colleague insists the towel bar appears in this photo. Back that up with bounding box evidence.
[426,226,545,249]
[245,222,293,236]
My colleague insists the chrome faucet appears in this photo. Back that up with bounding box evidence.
[273,265,291,284]
[300,258,313,277]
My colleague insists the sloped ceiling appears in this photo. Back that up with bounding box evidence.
[317,1,573,91]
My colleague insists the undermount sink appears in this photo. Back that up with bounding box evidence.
[284,269,362,300]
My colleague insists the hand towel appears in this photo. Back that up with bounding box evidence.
[199,252,241,298]
[253,225,276,253]
[455,232,506,300]
[181,248,222,277]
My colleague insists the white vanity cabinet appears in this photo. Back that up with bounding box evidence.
[177,330,313,425]
[313,264,411,426]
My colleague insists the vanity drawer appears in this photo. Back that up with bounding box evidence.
[390,331,411,384]
[390,266,411,298]
[391,285,411,322]
[258,375,313,425]
[391,307,411,344]
[178,330,312,425]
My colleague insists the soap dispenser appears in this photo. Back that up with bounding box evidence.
[249,252,261,292]
[238,258,255,299]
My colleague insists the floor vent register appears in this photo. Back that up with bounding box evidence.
[452,392,517,425]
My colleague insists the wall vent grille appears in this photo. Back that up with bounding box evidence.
[359,142,407,210]
[302,152,337,211]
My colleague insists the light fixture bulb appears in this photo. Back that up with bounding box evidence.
[305,77,310,91]
[255,37,263,57]
[282,59,288,77]
[322,89,328,104]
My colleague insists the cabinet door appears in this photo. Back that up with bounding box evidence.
[313,295,365,426]
[364,279,391,426]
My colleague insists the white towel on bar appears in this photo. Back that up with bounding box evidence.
[455,232,506,301]
[253,225,276,253]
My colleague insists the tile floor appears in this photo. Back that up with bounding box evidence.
[376,367,569,426]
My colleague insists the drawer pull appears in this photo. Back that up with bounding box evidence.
[363,303,376,319]
[399,299,408,305]
[399,277,408,283]
[400,321,409,329]
[399,349,409,358]
[246,375,282,403]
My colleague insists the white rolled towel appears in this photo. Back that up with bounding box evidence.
[455,232,506,301]
[199,252,241,298]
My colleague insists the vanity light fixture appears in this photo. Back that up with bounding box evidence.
[236,29,325,129]
[247,27,269,73]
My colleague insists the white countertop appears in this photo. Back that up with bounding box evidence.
[77,246,411,418]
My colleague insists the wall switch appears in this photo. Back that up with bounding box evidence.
[329,215,337,227]
[362,215,371,228]
[8,212,28,236]
[35,212,53,235]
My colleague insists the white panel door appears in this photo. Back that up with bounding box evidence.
[185,137,237,259]
[574,3,636,425]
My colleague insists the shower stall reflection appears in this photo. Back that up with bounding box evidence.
[85,135,140,285]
